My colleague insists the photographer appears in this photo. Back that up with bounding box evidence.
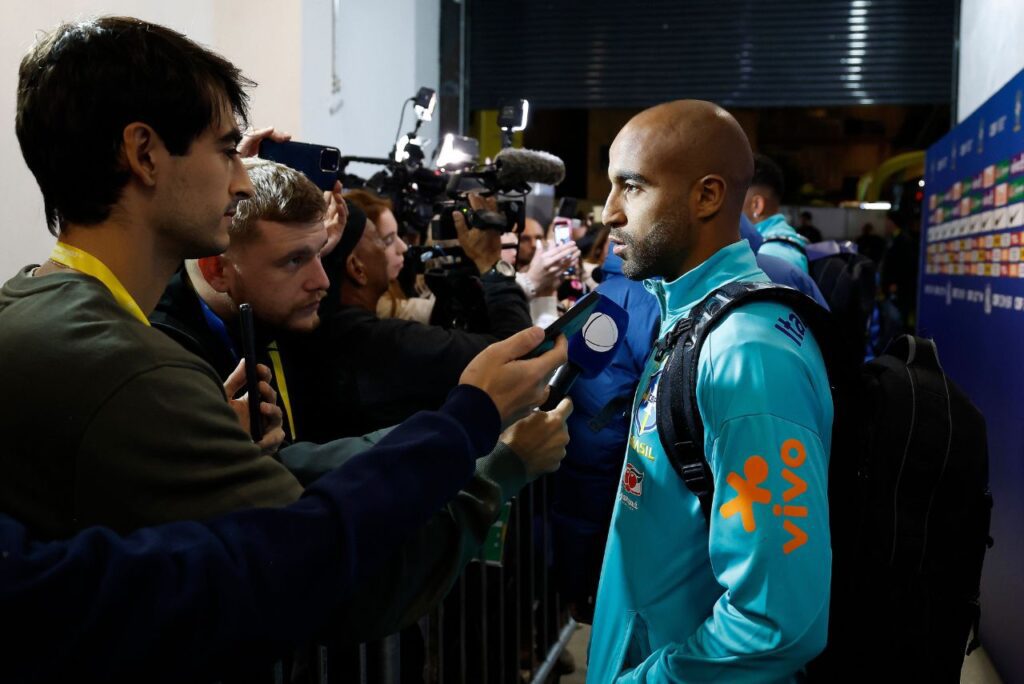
[288,191,534,438]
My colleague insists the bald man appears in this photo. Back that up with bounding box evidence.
[589,100,832,682]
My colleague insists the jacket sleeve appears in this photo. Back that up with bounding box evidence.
[0,384,501,684]
[279,426,395,486]
[618,307,832,683]
[480,272,533,339]
[327,441,529,642]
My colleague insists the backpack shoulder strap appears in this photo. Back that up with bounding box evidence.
[655,281,833,527]
[763,234,808,256]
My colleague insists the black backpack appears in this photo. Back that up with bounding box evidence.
[653,281,993,682]
[808,247,877,369]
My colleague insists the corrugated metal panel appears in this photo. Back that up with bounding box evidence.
[468,0,955,110]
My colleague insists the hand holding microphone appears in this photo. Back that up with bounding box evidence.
[538,292,630,411]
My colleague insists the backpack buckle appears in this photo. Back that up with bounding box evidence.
[654,319,693,362]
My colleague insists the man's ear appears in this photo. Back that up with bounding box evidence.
[197,256,231,293]
[121,122,164,187]
[694,174,727,220]
[345,252,369,286]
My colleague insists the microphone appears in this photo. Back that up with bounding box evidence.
[539,294,629,411]
[494,148,566,189]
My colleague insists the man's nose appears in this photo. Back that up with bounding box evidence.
[603,192,624,228]
[308,258,330,291]
[231,159,254,201]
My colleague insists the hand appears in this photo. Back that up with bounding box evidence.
[453,193,503,274]
[459,327,568,427]
[224,360,286,456]
[500,398,573,479]
[321,181,347,257]
[526,239,581,296]
[238,126,292,158]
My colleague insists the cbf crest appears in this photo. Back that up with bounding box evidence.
[634,368,663,435]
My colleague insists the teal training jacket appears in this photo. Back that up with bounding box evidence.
[755,213,810,274]
[587,241,833,683]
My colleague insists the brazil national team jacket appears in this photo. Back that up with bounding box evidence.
[587,241,833,683]
[755,213,810,274]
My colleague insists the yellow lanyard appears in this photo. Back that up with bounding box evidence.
[267,342,296,440]
[49,242,150,326]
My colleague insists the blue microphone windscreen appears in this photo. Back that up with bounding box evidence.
[567,294,630,378]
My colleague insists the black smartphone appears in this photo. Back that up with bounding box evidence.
[520,290,601,359]
[556,196,578,219]
[238,303,263,442]
[259,140,341,191]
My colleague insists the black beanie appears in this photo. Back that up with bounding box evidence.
[321,200,367,315]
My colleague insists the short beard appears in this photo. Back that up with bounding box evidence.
[618,218,688,281]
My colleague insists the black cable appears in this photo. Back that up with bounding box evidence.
[393,98,413,153]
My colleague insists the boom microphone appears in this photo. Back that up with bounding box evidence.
[494,148,566,189]
[540,294,630,411]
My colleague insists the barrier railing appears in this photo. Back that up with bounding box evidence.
[296,476,577,684]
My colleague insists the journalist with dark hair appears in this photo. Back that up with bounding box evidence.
[0,15,567,678]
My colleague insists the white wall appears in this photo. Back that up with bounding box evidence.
[0,0,439,277]
[0,1,215,277]
[303,0,440,178]
[958,0,1024,122]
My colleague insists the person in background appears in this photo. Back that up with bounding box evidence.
[880,211,920,330]
[576,224,612,290]
[797,210,823,243]
[856,221,886,264]
[743,154,810,273]
[513,217,580,327]
[340,188,436,325]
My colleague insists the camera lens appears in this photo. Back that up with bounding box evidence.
[320,148,341,172]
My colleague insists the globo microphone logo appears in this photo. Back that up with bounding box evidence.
[582,312,619,353]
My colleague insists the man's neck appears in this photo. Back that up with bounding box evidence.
[184,266,238,324]
[40,219,181,316]
[665,220,741,282]
[339,283,384,313]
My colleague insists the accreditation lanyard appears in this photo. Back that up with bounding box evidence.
[49,242,150,326]
[266,341,296,440]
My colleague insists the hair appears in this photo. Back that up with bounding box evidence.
[800,210,813,220]
[230,158,326,242]
[750,154,786,201]
[344,188,393,226]
[16,16,254,235]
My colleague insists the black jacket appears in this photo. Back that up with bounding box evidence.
[286,271,532,440]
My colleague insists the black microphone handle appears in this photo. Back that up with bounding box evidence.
[540,362,583,412]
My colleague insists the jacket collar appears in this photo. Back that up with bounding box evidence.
[643,240,763,333]
[755,213,807,244]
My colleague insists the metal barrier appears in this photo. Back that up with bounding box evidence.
[299,476,578,684]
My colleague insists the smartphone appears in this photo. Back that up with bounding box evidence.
[259,140,341,191]
[556,196,578,219]
[552,217,576,275]
[238,303,263,442]
[553,217,573,245]
[520,290,601,359]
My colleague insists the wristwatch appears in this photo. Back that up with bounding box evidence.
[482,260,516,278]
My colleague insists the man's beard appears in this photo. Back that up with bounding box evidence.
[614,219,686,281]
